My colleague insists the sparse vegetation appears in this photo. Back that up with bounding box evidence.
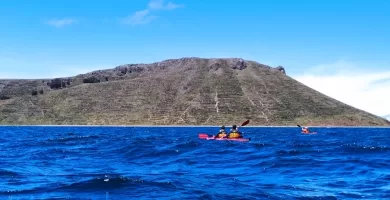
[83,76,100,84]
[0,57,388,126]
[49,78,64,89]
[0,95,11,100]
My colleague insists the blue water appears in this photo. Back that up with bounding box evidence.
[1,126,390,199]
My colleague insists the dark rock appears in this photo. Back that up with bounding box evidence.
[114,66,128,76]
[83,76,100,84]
[0,95,10,100]
[210,62,222,71]
[231,58,247,70]
[276,66,286,74]
[49,78,64,89]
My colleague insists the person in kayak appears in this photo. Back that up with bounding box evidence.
[215,126,227,138]
[302,126,310,134]
[227,125,243,138]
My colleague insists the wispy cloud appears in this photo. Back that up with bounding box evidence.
[121,9,156,25]
[122,0,183,26]
[292,60,390,117]
[384,114,390,120]
[46,18,78,28]
[148,0,183,10]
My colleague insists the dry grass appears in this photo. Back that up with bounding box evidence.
[0,57,388,126]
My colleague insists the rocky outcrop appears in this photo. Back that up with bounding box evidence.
[276,66,286,74]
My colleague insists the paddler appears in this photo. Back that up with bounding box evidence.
[301,126,310,134]
[227,125,243,138]
[215,125,227,138]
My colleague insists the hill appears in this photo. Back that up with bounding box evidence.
[0,57,388,126]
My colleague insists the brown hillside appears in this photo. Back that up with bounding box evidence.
[0,57,388,126]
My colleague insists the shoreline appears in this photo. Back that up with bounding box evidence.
[0,124,389,128]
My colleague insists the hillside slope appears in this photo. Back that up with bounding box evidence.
[0,57,388,126]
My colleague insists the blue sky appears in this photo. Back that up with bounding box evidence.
[1,0,390,116]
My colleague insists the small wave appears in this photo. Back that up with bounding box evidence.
[292,143,316,148]
[342,143,390,153]
[295,196,338,200]
[275,149,324,158]
[338,192,365,199]
[383,174,390,181]
[60,175,177,191]
[326,180,348,188]
[137,147,183,159]
[214,193,259,200]
[42,135,101,145]
[252,142,274,148]
[172,140,200,149]
[0,169,20,177]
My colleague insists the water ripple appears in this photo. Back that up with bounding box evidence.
[0,126,389,199]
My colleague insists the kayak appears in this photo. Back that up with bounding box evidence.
[198,133,250,142]
[302,132,317,134]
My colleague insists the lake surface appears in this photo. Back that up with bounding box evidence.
[0,126,389,199]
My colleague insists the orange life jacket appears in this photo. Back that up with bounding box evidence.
[228,130,242,138]
[216,132,227,138]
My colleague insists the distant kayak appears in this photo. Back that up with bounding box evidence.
[302,132,317,134]
[198,133,250,142]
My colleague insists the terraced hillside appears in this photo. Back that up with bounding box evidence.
[0,57,388,126]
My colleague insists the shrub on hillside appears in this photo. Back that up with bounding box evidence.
[83,76,100,83]
[49,78,63,89]
[0,95,10,100]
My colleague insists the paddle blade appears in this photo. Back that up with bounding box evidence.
[241,120,250,127]
[297,124,301,128]
[198,133,209,138]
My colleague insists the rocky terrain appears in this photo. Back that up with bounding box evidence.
[0,57,388,126]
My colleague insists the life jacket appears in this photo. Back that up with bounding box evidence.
[215,130,227,138]
[228,130,242,138]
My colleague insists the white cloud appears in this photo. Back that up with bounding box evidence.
[292,60,390,117]
[46,18,78,28]
[383,115,390,121]
[122,0,182,25]
[121,9,156,25]
[148,0,183,10]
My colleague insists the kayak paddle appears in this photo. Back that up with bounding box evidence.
[241,119,250,127]
[198,133,209,138]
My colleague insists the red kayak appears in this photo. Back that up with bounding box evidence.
[198,133,250,142]
[302,132,318,134]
